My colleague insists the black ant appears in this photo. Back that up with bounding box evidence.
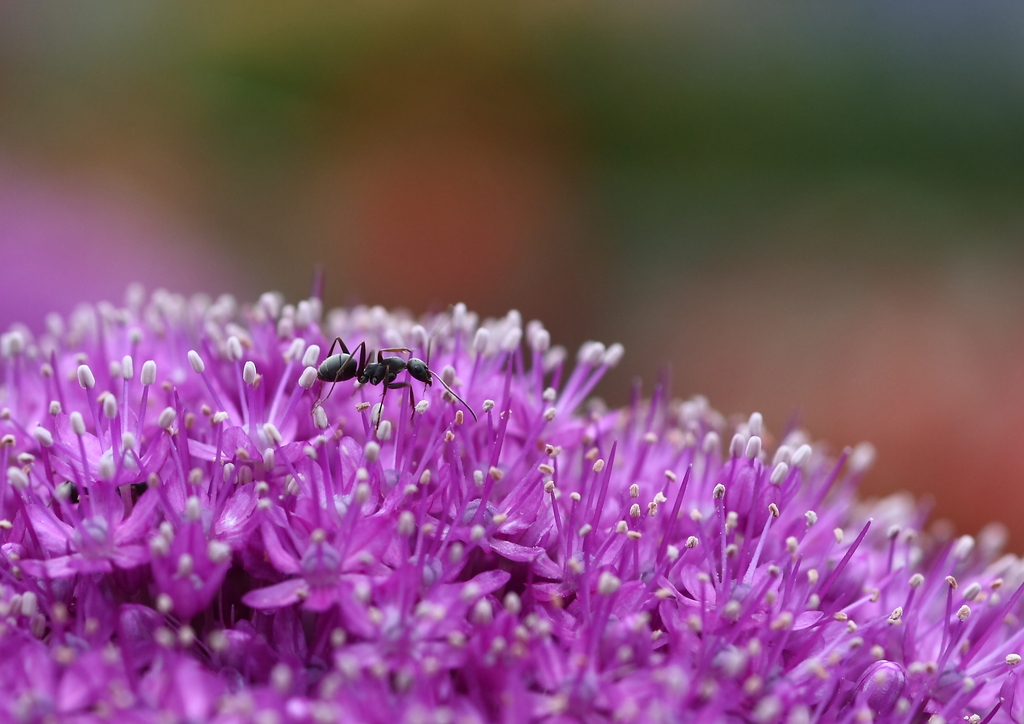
[312,337,477,424]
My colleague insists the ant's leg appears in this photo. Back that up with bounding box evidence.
[326,337,351,358]
[312,379,339,413]
[378,347,413,356]
[374,379,392,430]
[403,384,418,422]
[384,382,415,420]
[353,341,367,371]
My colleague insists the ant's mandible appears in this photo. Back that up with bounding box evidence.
[312,337,477,424]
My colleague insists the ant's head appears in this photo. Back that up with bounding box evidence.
[407,358,432,385]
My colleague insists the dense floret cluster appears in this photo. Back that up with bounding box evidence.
[0,289,1022,723]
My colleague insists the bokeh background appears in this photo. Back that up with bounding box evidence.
[3,2,1024,546]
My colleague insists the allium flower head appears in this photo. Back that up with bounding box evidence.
[0,289,1022,723]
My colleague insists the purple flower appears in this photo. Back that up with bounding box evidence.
[0,290,1022,723]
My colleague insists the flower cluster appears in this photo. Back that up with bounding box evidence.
[0,289,1022,723]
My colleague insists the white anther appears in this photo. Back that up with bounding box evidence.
[770,462,789,485]
[772,446,792,466]
[745,436,762,460]
[290,366,316,390]
[713,484,726,500]
[686,536,699,549]
[208,540,232,564]
[543,407,557,421]
[141,360,157,386]
[77,365,96,389]
[470,524,486,541]
[176,553,194,578]
[243,361,257,386]
[299,343,321,367]
[97,453,115,480]
[158,408,176,430]
[259,292,282,319]
[49,401,62,416]
[603,343,625,367]
[313,406,329,429]
[791,444,813,468]
[957,605,971,621]
[263,423,282,445]
[472,599,493,625]
[32,426,53,448]
[729,433,746,458]
[702,431,720,456]
[747,412,763,437]
[7,467,28,490]
[1,330,24,356]
[849,442,876,474]
[578,341,604,366]
[473,328,490,354]
[283,337,304,363]
[414,399,429,414]
[371,404,384,426]
[376,421,392,441]
[187,350,205,374]
[354,482,370,505]
[805,510,818,526]
[103,394,118,420]
[1008,654,1022,666]
[185,496,202,521]
[20,591,37,618]
[226,336,243,362]
[70,411,87,436]
[786,536,799,553]
[953,535,975,560]
[364,441,380,464]
[962,582,982,601]
[501,327,522,352]
[212,411,229,425]
[397,510,416,536]
[121,355,134,380]
[597,571,621,596]
[531,328,550,353]
[909,573,925,588]
[263,448,275,470]
[504,592,522,614]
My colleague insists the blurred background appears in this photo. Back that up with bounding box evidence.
[2,2,1024,546]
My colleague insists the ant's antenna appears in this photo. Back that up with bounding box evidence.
[421,310,476,420]
[430,370,478,422]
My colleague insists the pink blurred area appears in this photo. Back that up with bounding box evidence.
[0,164,245,331]
[609,257,1024,544]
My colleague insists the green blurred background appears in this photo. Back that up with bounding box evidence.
[3,2,1024,546]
